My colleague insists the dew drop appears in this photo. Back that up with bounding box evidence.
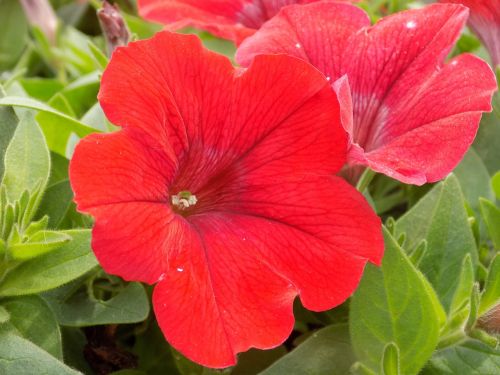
[177,267,184,272]
[406,21,416,29]
[326,76,331,81]
[158,273,166,281]
[295,43,301,49]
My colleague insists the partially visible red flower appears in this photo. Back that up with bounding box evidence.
[69,31,383,368]
[440,0,500,67]
[137,0,356,44]
[237,2,497,185]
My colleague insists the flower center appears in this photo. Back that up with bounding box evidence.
[171,190,197,211]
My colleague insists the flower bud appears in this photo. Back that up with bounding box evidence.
[97,1,130,55]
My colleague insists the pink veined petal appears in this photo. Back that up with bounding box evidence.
[341,4,470,151]
[236,0,370,77]
[138,0,253,43]
[138,0,356,43]
[237,2,497,184]
[440,0,500,66]
[360,53,496,184]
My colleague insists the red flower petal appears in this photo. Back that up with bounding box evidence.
[236,1,369,76]
[70,31,383,367]
[69,131,177,283]
[137,0,357,44]
[440,0,500,66]
[70,131,176,210]
[154,176,380,368]
[237,2,497,184]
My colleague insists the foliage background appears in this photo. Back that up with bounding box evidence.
[0,0,499,374]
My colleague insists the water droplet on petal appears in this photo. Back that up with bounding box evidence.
[158,272,166,281]
[326,76,331,81]
[295,43,301,49]
[177,267,184,272]
[406,21,416,29]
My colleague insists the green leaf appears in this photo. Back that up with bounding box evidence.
[350,227,446,375]
[0,89,18,180]
[36,179,73,228]
[422,340,500,374]
[449,254,474,317]
[479,199,500,249]
[454,148,495,210]
[395,175,477,312]
[18,79,65,102]
[479,254,500,316]
[492,172,500,200]
[473,112,500,175]
[0,96,98,156]
[44,282,150,327]
[232,347,286,375]
[132,321,180,375]
[0,0,28,70]
[2,295,62,359]
[0,331,81,375]
[382,343,400,375]
[87,41,109,70]
[60,327,94,375]
[0,230,98,296]
[260,324,355,375]
[0,306,9,323]
[1,112,50,206]
[123,13,162,40]
[9,230,72,261]
[171,349,229,375]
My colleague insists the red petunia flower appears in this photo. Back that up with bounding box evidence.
[440,0,500,67]
[237,2,497,185]
[69,31,383,368]
[137,0,356,44]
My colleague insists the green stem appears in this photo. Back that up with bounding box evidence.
[437,330,466,350]
[356,168,376,193]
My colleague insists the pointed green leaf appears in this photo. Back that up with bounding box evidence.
[2,295,62,359]
[0,88,18,180]
[260,324,355,375]
[350,228,446,375]
[449,254,474,317]
[395,175,477,312]
[9,231,71,261]
[0,230,97,296]
[479,254,500,316]
[87,41,109,70]
[44,282,149,326]
[0,96,98,156]
[454,148,495,211]
[0,332,80,374]
[479,199,500,249]
[35,180,73,228]
[1,112,50,205]
[473,112,500,175]
[0,0,28,70]
[423,340,500,374]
